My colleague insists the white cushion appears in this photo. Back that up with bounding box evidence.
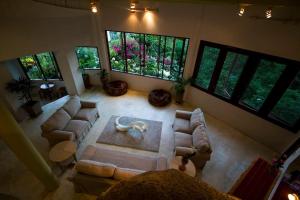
[63,96,81,117]
[190,108,206,130]
[75,160,116,178]
[113,167,145,180]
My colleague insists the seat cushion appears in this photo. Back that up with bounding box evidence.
[173,118,193,134]
[190,108,206,130]
[64,120,89,139]
[74,108,98,124]
[41,108,71,133]
[192,126,211,153]
[175,132,193,148]
[76,160,116,178]
[63,96,81,117]
[113,168,145,181]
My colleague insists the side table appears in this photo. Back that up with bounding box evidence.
[49,141,77,171]
[170,156,196,177]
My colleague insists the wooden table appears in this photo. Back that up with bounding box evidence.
[49,141,77,171]
[170,156,196,177]
[39,83,56,100]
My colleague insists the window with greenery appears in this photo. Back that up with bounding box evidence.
[19,52,62,80]
[75,47,100,70]
[192,41,300,132]
[106,30,189,81]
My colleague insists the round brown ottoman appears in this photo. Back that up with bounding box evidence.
[104,80,128,96]
[148,89,172,107]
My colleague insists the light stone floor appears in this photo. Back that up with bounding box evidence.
[0,87,275,200]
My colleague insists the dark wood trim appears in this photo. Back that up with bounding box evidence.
[50,52,64,81]
[208,49,227,92]
[191,42,206,83]
[259,65,300,116]
[157,35,161,77]
[169,37,176,80]
[178,38,185,79]
[123,32,128,73]
[162,36,167,79]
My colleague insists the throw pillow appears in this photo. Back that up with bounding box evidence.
[192,126,210,153]
[190,108,206,130]
[75,160,116,178]
[41,108,71,133]
[63,95,81,117]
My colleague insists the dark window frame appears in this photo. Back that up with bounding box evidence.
[192,40,300,133]
[75,46,101,70]
[18,52,63,81]
[105,30,190,82]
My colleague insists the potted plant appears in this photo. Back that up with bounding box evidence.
[80,68,91,89]
[6,77,42,117]
[98,69,109,88]
[172,77,192,104]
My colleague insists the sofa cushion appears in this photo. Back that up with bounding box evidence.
[76,160,116,178]
[190,108,206,130]
[63,96,81,118]
[175,132,192,147]
[74,108,98,124]
[41,108,71,133]
[173,118,193,134]
[113,167,145,181]
[64,120,89,139]
[192,126,210,153]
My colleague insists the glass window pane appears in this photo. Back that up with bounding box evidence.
[143,34,160,77]
[107,31,125,72]
[270,72,300,126]
[36,52,60,79]
[162,37,174,80]
[125,33,141,74]
[158,36,166,78]
[194,46,220,89]
[240,59,286,110]
[215,52,248,98]
[19,55,43,79]
[170,38,184,81]
[75,47,100,69]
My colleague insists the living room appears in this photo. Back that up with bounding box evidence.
[0,0,299,199]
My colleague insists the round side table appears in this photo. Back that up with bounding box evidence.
[49,141,77,171]
[170,156,196,177]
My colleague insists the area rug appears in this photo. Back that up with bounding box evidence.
[97,115,162,152]
[229,158,279,200]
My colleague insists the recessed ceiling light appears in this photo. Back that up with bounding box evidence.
[265,8,272,19]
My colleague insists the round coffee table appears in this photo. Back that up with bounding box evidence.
[49,141,77,171]
[170,156,196,177]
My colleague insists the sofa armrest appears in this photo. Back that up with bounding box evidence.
[81,101,97,108]
[42,130,75,146]
[175,110,192,120]
[175,146,196,156]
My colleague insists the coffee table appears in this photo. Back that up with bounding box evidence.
[49,141,77,171]
[170,156,196,177]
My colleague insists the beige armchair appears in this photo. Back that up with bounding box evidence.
[173,108,212,169]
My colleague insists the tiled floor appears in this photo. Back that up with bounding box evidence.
[0,87,275,200]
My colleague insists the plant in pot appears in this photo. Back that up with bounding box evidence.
[80,68,91,89]
[172,77,192,104]
[6,76,42,117]
[98,69,109,89]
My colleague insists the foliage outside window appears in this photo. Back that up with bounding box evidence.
[19,52,62,80]
[192,41,300,132]
[106,30,189,81]
[75,47,100,70]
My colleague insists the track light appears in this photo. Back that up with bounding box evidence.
[265,8,272,19]
[288,193,299,200]
[238,7,245,16]
[90,0,97,13]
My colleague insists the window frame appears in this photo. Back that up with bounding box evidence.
[105,30,190,82]
[192,40,300,132]
[75,46,101,70]
[18,52,63,81]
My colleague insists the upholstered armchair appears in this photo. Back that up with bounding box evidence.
[173,108,212,169]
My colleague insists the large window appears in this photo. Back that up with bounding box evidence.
[106,30,189,81]
[19,52,62,80]
[192,41,300,132]
[75,47,100,69]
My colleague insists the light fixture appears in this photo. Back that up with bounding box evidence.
[265,8,272,19]
[288,193,299,200]
[90,0,98,13]
[238,7,245,16]
[130,3,136,9]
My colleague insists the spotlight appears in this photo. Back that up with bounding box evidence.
[130,3,136,9]
[288,193,299,200]
[238,7,245,16]
[90,0,98,13]
[265,8,272,19]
